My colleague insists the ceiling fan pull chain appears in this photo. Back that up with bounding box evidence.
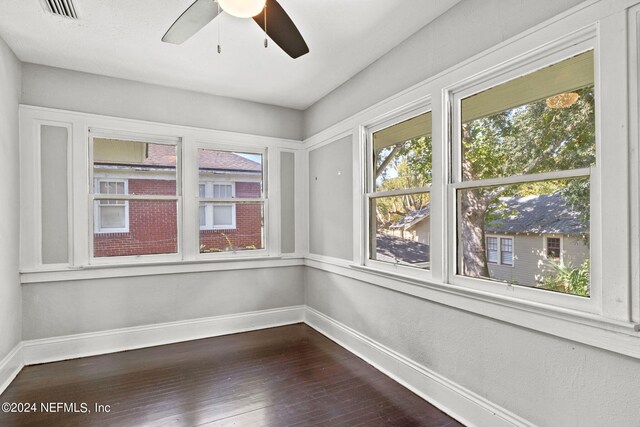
[264,3,268,48]
[217,0,222,54]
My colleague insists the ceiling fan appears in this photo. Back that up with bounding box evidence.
[162,0,309,59]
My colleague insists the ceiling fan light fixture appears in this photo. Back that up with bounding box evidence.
[545,92,580,109]
[217,0,266,18]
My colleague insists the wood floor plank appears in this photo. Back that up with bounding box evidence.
[0,324,463,426]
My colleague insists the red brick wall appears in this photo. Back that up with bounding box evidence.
[94,179,263,257]
[199,182,263,252]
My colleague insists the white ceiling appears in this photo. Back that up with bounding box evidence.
[0,0,461,110]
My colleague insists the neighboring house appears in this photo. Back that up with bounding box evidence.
[93,143,263,257]
[388,205,431,245]
[385,192,589,286]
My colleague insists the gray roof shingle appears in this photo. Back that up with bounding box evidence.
[485,192,586,235]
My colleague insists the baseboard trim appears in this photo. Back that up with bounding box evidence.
[22,306,305,366]
[304,307,533,427]
[0,343,23,397]
[8,305,532,427]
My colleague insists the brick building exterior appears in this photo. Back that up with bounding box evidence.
[93,145,263,257]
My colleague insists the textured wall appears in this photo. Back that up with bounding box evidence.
[308,136,354,260]
[21,63,304,141]
[305,268,640,427]
[23,267,304,340]
[303,0,587,138]
[0,36,22,362]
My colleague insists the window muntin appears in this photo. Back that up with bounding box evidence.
[198,149,265,254]
[368,111,432,271]
[91,138,179,258]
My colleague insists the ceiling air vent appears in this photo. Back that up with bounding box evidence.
[42,0,78,19]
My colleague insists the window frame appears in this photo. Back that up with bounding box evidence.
[199,181,237,230]
[545,235,563,261]
[363,103,434,279]
[93,178,129,234]
[88,130,183,264]
[447,39,599,313]
[195,144,269,259]
[486,235,514,267]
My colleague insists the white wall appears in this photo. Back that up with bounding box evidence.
[305,268,640,426]
[0,36,22,366]
[22,63,304,141]
[23,267,304,340]
[303,0,586,138]
[302,0,640,425]
[308,136,353,260]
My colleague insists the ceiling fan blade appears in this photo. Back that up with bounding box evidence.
[252,0,309,59]
[162,0,220,44]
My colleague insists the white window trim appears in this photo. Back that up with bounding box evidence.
[195,145,269,259]
[199,181,237,230]
[486,235,514,267]
[447,35,599,313]
[94,178,129,234]
[362,103,434,280]
[88,130,183,265]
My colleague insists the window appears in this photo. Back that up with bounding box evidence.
[486,236,498,264]
[199,182,236,230]
[486,236,513,266]
[453,50,594,297]
[198,148,265,254]
[546,237,561,259]
[91,137,179,258]
[367,111,432,271]
[500,238,513,266]
[94,179,129,233]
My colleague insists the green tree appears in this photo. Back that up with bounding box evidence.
[460,86,595,277]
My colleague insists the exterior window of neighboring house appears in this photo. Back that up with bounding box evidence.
[500,238,513,266]
[486,237,498,264]
[453,50,594,297]
[198,148,265,254]
[546,237,561,259]
[367,110,432,272]
[91,137,179,258]
[486,236,513,266]
[94,179,129,233]
[200,182,236,230]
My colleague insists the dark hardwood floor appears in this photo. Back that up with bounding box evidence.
[0,324,463,426]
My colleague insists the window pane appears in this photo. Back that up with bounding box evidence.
[457,178,590,296]
[94,200,178,257]
[370,193,430,269]
[547,237,561,258]
[200,202,264,253]
[500,238,513,266]
[487,237,498,264]
[93,139,177,196]
[199,206,206,227]
[100,205,126,229]
[213,205,233,226]
[373,112,432,192]
[198,149,263,199]
[460,51,595,181]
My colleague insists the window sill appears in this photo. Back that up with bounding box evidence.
[20,256,304,284]
[304,257,640,359]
